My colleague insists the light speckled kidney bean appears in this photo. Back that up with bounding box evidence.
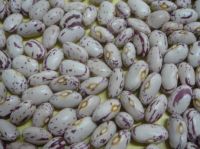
[193,88,200,112]
[48,108,77,136]
[133,31,150,57]
[64,117,97,144]
[184,22,200,36]
[69,142,90,149]
[10,100,36,125]
[125,60,149,91]
[3,13,23,33]
[168,85,192,114]
[178,62,195,86]
[0,50,11,70]
[105,130,131,149]
[108,68,124,98]
[194,0,200,19]
[21,0,36,16]
[161,64,178,94]
[145,94,167,123]
[115,28,134,48]
[92,99,121,123]
[63,42,88,63]
[7,141,36,149]
[185,142,199,149]
[127,18,150,34]
[151,0,177,12]
[28,70,58,86]
[29,0,50,20]
[115,112,134,129]
[50,90,82,109]
[59,60,90,80]
[49,0,64,8]
[171,8,198,24]
[187,41,200,68]
[121,42,136,67]
[147,10,170,29]
[17,20,45,38]
[83,5,97,26]
[0,119,19,141]
[49,75,79,92]
[77,95,100,118]
[0,82,6,104]
[59,26,85,44]
[9,0,22,13]
[147,46,162,72]
[90,25,114,43]
[161,21,184,35]
[97,1,115,25]
[149,30,168,55]
[164,44,188,64]
[145,144,160,149]
[107,17,127,35]
[60,10,82,29]
[64,2,86,12]
[23,127,52,145]
[87,59,112,77]
[0,95,20,117]
[139,73,161,105]
[22,85,52,105]
[168,30,196,45]
[120,91,144,121]
[128,0,151,19]
[42,25,60,49]
[91,121,117,148]
[12,55,39,77]
[116,0,131,19]
[2,69,28,95]
[43,48,64,71]
[80,76,108,96]
[79,36,103,58]
[183,108,200,142]
[43,8,64,26]
[24,40,46,60]
[196,67,200,87]
[6,34,23,58]
[131,124,168,144]
[104,43,122,69]
[176,0,191,8]
[32,103,54,127]
[0,0,9,20]
[43,137,66,149]
[0,29,6,49]
[167,114,187,149]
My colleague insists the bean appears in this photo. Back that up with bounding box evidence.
[116,0,131,19]
[69,141,90,149]
[161,21,183,35]
[0,50,11,71]
[7,142,36,149]
[176,0,191,8]
[187,41,200,68]
[0,82,6,104]
[115,112,134,129]
[145,144,160,149]
[107,17,127,35]
[43,137,66,149]
[9,0,22,13]
[192,88,200,112]
[0,0,9,20]
[0,29,6,49]
[64,2,86,13]
[184,22,200,36]
[83,5,97,26]
[185,142,199,149]
[49,0,64,8]
[151,0,177,12]
[194,0,200,19]
[21,0,36,16]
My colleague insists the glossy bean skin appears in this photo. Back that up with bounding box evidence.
[48,108,77,136]
[43,137,66,149]
[105,130,131,149]
[116,0,131,19]
[23,127,52,145]
[92,99,121,123]
[167,114,187,149]
[131,124,168,144]
[184,22,200,36]
[80,77,108,97]
[21,0,37,16]
[21,85,53,105]
[178,62,195,87]
[107,18,127,35]
[192,88,200,112]
[145,94,167,123]
[10,100,36,125]
[0,119,19,141]
[0,95,20,117]
[90,121,117,148]
[32,103,54,127]
[167,85,192,114]
[77,95,100,118]
[161,21,183,35]
[0,50,11,71]
[28,70,58,86]
[120,91,145,121]
[183,108,200,142]
[187,41,200,68]
[139,73,162,105]
[49,90,82,109]
[115,112,134,129]
[108,68,124,98]
[64,117,97,144]
[83,5,97,26]
[176,0,191,8]
[0,0,10,20]
[9,0,22,13]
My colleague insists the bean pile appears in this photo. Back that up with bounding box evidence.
[0,0,200,149]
